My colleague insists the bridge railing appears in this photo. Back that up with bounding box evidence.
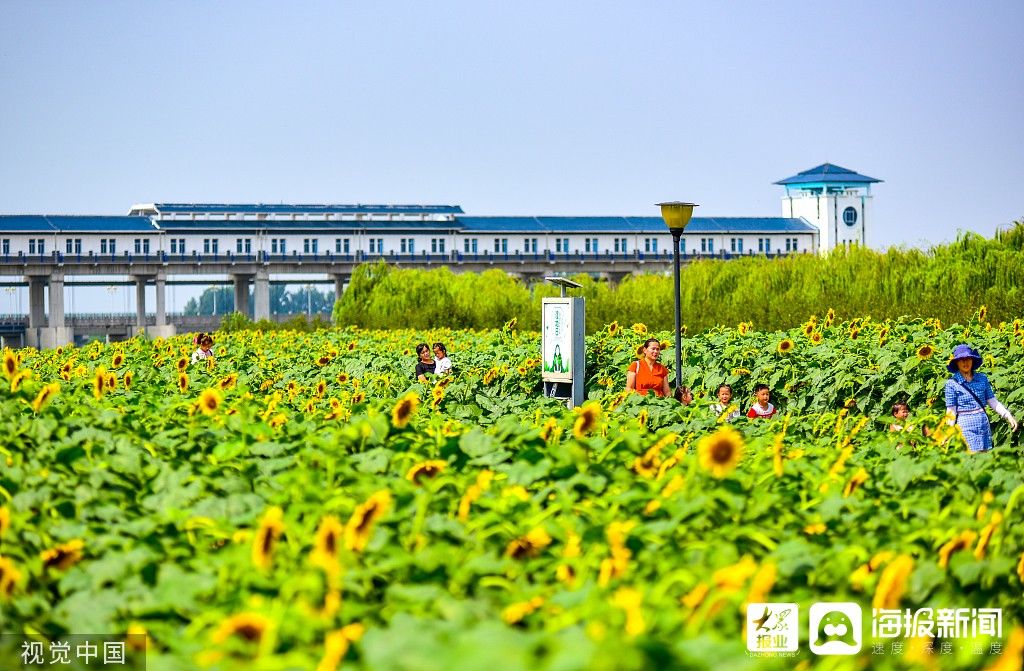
[0,248,798,268]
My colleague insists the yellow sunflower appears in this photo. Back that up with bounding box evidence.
[3,351,18,379]
[123,370,134,389]
[309,515,344,577]
[40,538,85,571]
[252,506,285,570]
[573,402,601,438]
[30,382,60,413]
[872,554,914,609]
[631,323,647,335]
[608,321,620,336]
[506,527,552,559]
[697,426,745,478]
[777,338,795,354]
[93,366,107,400]
[211,612,272,644]
[406,460,447,484]
[177,372,189,393]
[0,556,21,598]
[197,388,221,415]
[391,392,419,428]
[938,530,977,568]
[344,490,391,552]
[916,344,934,360]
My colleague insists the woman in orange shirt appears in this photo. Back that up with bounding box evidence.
[625,338,671,397]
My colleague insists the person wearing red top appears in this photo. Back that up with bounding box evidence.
[625,338,671,398]
[746,383,777,419]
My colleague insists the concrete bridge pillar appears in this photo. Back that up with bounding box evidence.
[332,274,348,302]
[23,273,73,349]
[135,276,147,329]
[148,271,176,338]
[232,274,252,318]
[28,277,46,328]
[253,269,270,321]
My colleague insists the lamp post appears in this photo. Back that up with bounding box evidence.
[656,201,698,393]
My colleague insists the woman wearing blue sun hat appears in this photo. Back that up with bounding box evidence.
[943,344,1019,453]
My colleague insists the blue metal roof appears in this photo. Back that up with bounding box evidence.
[774,163,881,186]
[458,216,816,234]
[152,203,464,215]
[0,215,156,233]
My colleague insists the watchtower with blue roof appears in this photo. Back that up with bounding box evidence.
[775,163,881,253]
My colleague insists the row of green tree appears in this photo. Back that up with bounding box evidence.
[184,285,335,316]
[331,222,1024,333]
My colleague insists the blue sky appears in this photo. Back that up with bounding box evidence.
[1,1,1022,251]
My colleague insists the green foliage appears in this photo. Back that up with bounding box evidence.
[2,312,1024,670]
[333,224,1024,332]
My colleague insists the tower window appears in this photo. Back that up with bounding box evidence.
[843,207,858,226]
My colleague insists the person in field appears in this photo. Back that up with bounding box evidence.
[191,333,215,364]
[432,342,453,376]
[944,344,1018,453]
[747,383,777,419]
[414,343,435,383]
[889,401,911,432]
[711,383,741,421]
[674,385,693,405]
[625,338,671,398]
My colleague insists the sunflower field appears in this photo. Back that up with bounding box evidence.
[1,310,1024,670]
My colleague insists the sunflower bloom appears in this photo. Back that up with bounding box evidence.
[219,373,238,390]
[611,588,645,638]
[2,351,16,379]
[177,372,189,393]
[745,562,777,606]
[631,323,647,335]
[917,344,934,360]
[985,627,1024,671]
[344,490,391,552]
[608,321,620,336]
[697,426,745,478]
[310,515,344,582]
[0,556,21,598]
[974,512,1003,559]
[405,460,447,485]
[40,538,85,571]
[316,624,364,671]
[573,402,601,438]
[93,366,107,399]
[506,527,552,560]
[810,332,823,345]
[503,596,544,625]
[123,370,134,389]
[31,382,60,413]
[211,612,272,644]
[872,554,914,609]
[391,393,419,428]
[842,468,869,497]
[252,506,285,570]
[938,530,978,568]
[777,338,794,354]
[713,556,758,591]
[197,388,221,415]
[0,506,8,536]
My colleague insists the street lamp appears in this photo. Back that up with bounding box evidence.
[656,201,698,393]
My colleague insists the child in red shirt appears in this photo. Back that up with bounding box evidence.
[747,383,777,419]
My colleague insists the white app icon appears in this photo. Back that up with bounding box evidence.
[746,602,799,652]
[809,602,863,655]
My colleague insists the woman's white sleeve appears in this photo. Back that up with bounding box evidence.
[988,397,1015,423]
